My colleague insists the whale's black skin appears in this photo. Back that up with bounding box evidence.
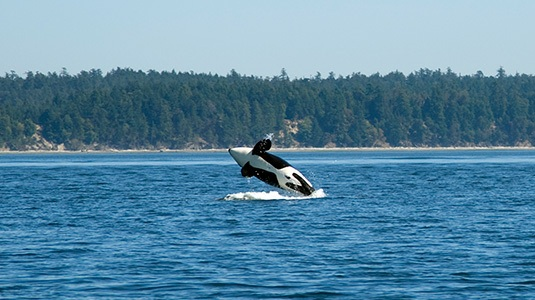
[228,139,315,196]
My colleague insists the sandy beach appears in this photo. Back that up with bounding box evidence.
[2,145,535,155]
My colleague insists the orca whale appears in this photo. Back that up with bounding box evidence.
[228,139,315,196]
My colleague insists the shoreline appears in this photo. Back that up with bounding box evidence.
[1,146,535,154]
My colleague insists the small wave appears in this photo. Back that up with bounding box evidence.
[223,189,326,201]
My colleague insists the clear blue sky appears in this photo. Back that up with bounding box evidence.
[2,0,534,78]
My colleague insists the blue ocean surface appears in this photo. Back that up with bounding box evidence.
[1,150,535,299]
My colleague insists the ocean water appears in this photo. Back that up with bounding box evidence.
[1,150,535,299]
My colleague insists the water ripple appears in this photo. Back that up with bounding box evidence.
[1,151,535,298]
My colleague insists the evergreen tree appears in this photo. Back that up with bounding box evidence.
[1,67,535,150]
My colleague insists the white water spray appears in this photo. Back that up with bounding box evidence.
[264,133,274,141]
[223,189,326,201]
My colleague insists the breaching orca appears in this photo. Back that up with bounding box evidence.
[228,139,315,196]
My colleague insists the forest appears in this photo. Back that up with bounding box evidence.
[1,67,535,150]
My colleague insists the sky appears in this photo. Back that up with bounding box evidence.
[2,0,535,79]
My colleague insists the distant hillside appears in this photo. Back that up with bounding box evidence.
[1,67,534,151]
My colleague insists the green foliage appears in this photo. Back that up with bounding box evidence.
[1,67,535,150]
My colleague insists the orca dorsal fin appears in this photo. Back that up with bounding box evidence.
[252,139,272,155]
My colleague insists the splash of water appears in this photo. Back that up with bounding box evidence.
[264,133,274,140]
[223,189,326,201]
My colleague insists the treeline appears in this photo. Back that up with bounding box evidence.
[1,67,535,150]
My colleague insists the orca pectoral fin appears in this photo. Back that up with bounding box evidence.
[241,162,255,177]
[252,139,271,155]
